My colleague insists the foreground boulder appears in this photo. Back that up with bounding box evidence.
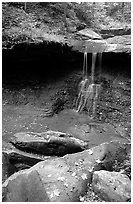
[2,141,51,181]
[92,170,131,202]
[2,141,130,202]
[2,141,47,166]
[10,131,88,156]
[2,152,15,183]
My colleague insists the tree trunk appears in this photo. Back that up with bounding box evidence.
[121,2,125,14]
[63,3,67,29]
[24,2,27,11]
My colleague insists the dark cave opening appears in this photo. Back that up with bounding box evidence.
[2,42,131,86]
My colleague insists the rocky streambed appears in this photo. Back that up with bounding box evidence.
[2,2,131,202]
[3,138,131,202]
[2,71,131,202]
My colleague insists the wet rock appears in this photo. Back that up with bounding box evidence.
[100,27,131,38]
[2,152,16,183]
[2,140,130,202]
[72,39,107,53]
[72,35,131,53]
[2,141,48,176]
[77,28,102,40]
[3,149,46,170]
[92,170,131,202]
[3,141,46,165]
[106,35,131,53]
[10,131,88,156]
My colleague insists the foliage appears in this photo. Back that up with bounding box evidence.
[105,2,131,22]
[2,2,131,47]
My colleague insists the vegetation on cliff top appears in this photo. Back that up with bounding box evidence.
[2,2,131,48]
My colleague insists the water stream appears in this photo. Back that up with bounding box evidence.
[91,52,97,84]
[76,52,102,118]
[98,52,102,79]
[83,51,88,76]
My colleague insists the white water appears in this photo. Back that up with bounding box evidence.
[98,52,102,79]
[76,52,102,118]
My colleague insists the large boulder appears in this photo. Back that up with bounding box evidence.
[2,170,50,202]
[2,152,15,183]
[2,141,130,202]
[77,28,102,40]
[10,131,88,156]
[2,141,50,181]
[2,141,47,166]
[92,170,131,202]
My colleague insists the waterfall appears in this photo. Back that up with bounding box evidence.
[91,53,97,84]
[83,47,88,77]
[98,52,102,79]
[76,51,102,118]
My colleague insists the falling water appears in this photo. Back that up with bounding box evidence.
[91,53,97,84]
[76,52,102,118]
[83,47,88,77]
[98,52,102,79]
